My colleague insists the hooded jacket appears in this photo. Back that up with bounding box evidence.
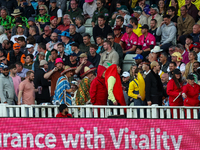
[156,22,177,45]
[90,65,108,105]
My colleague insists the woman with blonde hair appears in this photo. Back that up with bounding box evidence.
[129,64,137,81]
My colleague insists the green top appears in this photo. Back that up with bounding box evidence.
[92,7,109,24]
[11,16,29,28]
[0,15,12,30]
[35,14,50,24]
[36,50,51,62]
[66,7,83,24]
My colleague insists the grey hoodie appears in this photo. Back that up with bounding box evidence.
[0,74,17,104]
[156,22,177,45]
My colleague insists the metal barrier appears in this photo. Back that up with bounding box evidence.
[0,104,199,119]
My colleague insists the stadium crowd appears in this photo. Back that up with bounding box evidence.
[0,0,200,117]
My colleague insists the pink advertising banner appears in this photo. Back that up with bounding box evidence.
[0,118,199,149]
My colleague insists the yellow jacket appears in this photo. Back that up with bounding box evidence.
[133,24,142,37]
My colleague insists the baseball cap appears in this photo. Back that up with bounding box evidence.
[132,6,142,13]
[125,24,133,28]
[122,71,130,77]
[69,52,78,57]
[187,74,194,80]
[39,60,48,66]
[28,17,35,22]
[26,44,34,49]
[140,24,149,30]
[50,16,56,21]
[18,25,25,29]
[113,25,122,30]
[70,42,79,48]
[193,42,200,49]
[50,0,56,3]
[2,64,8,70]
[13,43,20,50]
[150,4,158,10]
[39,52,45,56]
[133,54,143,60]
[117,5,128,11]
[79,53,87,58]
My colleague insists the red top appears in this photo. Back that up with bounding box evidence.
[56,112,72,118]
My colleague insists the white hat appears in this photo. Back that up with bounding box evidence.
[151,46,163,53]
[26,44,34,49]
[122,71,130,77]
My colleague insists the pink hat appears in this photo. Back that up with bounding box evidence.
[85,0,93,2]
[55,58,64,66]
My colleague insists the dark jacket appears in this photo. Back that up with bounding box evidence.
[87,53,100,68]
[34,68,51,104]
[18,4,35,19]
[145,70,164,105]
[93,24,113,43]
[36,33,51,44]
[7,50,25,65]
[160,61,170,73]
[187,4,199,22]
[71,32,83,45]
[0,0,18,15]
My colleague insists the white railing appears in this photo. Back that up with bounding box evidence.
[0,104,199,119]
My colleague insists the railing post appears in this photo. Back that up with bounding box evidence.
[151,104,158,118]
[0,104,8,117]
[21,105,27,117]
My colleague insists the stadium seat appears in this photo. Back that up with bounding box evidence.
[84,18,92,26]
[122,54,137,72]
[90,36,95,44]
[85,27,93,36]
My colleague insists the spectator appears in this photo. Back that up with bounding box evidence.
[10,25,27,43]
[76,66,96,105]
[18,37,27,55]
[147,4,163,28]
[9,64,21,97]
[0,26,8,44]
[37,25,52,44]
[120,24,138,54]
[185,35,194,52]
[59,31,74,55]
[56,104,72,118]
[16,62,29,79]
[46,32,59,51]
[158,0,166,16]
[2,40,11,54]
[29,26,40,42]
[167,6,178,26]
[49,16,58,32]
[83,0,97,18]
[68,53,78,67]
[156,15,177,52]
[171,52,186,75]
[129,17,142,37]
[193,62,200,80]
[185,0,198,21]
[18,71,36,105]
[34,60,51,104]
[35,5,50,30]
[137,0,150,18]
[0,7,12,30]
[18,0,35,19]
[96,35,104,54]
[184,51,198,78]
[57,43,70,65]
[132,6,148,26]
[99,40,119,68]
[193,42,200,62]
[91,0,109,27]
[182,74,200,119]
[88,44,100,68]
[26,44,38,61]
[55,14,70,33]
[93,15,112,43]
[75,53,94,75]
[130,64,137,81]
[108,1,121,27]
[48,49,58,71]
[56,0,67,14]
[115,5,131,26]
[105,63,126,106]
[66,0,83,24]
[113,25,123,44]
[159,52,170,73]
[149,19,161,43]
[115,16,125,33]
[11,17,28,37]
[34,52,45,72]
[121,71,130,93]
[49,0,62,25]
[161,73,169,92]
[27,17,39,35]
[168,62,176,79]
[24,54,34,70]
[0,0,17,15]
[145,61,165,106]
[166,69,183,118]
[36,43,51,62]
[44,58,64,99]
[175,44,190,64]
[0,65,17,104]
[177,6,195,44]
[79,33,91,54]
[137,24,156,59]
[0,55,9,67]
[7,43,25,65]
[75,15,85,36]
[70,42,82,56]
[133,54,143,66]
[69,24,83,45]
[191,24,200,43]
[89,65,107,106]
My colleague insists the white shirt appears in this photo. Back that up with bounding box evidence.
[83,1,97,17]
[10,35,27,43]
[114,14,131,26]
[57,8,62,18]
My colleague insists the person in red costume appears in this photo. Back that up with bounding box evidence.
[90,65,108,105]
[56,104,72,118]
[167,69,183,118]
[182,74,200,119]
[105,63,126,106]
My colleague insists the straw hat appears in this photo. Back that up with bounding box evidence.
[11,9,22,16]
[151,46,163,53]
[80,66,96,78]
[61,66,77,75]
